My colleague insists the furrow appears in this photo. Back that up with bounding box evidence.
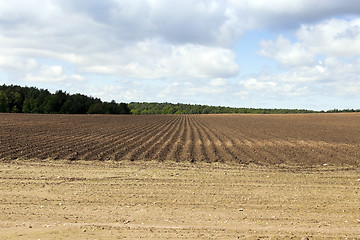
[201,122,254,164]
[192,116,235,163]
[116,116,179,161]
[185,115,207,162]
[41,129,113,160]
[36,129,110,160]
[165,115,187,162]
[153,115,184,161]
[176,115,192,162]
[196,116,268,164]
[3,131,79,160]
[139,115,182,161]
[184,115,195,162]
[75,120,163,160]
[12,124,106,160]
[36,116,155,160]
[84,117,172,161]
[122,115,178,161]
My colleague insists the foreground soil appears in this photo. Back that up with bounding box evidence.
[1,113,360,165]
[0,160,359,239]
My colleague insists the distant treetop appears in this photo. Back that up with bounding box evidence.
[128,102,320,115]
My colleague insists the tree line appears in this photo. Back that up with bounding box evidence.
[0,84,130,114]
[128,102,320,114]
[1,84,358,115]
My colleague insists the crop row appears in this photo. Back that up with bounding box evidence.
[1,113,359,165]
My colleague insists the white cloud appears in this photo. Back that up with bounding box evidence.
[1,1,360,109]
[1,1,360,80]
[238,56,360,99]
[210,78,227,87]
[240,77,276,91]
[77,39,239,79]
[259,36,315,66]
[24,65,85,83]
[296,18,360,57]
[230,0,360,30]
[0,56,38,72]
[84,83,150,103]
[256,17,360,100]
[150,77,251,106]
[0,0,241,82]
[238,77,310,98]
[260,18,360,63]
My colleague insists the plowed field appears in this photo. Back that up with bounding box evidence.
[1,113,360,239]
[1,113,360,165]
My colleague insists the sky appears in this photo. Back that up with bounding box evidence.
[1,0,360,110]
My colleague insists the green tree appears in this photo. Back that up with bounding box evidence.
[161,105,175,114]
[22,98,41,113]
[131,108,142,115]
[22,98,32,113]
[87,103,105,114]
[0,90,8,112]
[103,100,118,114]
[118,102,131,114]
[42,95,61,113]
[60,94,92,114]
[201,106,211,114]
[8,92,23,113]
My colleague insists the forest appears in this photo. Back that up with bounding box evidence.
[128,102,360,114]
[128,102,319,114]
[0,85,130,114]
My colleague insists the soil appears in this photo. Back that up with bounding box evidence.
[1,113,360,239]
[1,113,360,165]
[0,160,359,239]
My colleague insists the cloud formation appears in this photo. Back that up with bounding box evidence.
[258,18,360,99]
[1,1,360,109]
[260,18,360,64]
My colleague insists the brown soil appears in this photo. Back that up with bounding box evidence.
[1,113,360,239]
[1,113,360,165]
[0,160,359,239]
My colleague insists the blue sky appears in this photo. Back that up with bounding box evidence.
[1,0,360,110]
